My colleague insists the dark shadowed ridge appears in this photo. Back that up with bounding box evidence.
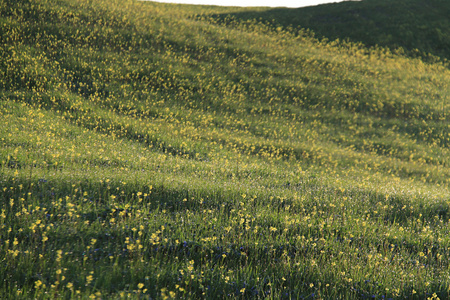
[207,0,450,62]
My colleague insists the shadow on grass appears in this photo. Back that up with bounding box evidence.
[203,0,450,62]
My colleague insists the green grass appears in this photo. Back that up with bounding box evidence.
[1,0,450,299]
[211,0,450,62]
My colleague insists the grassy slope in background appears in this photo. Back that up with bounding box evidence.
[1,0,450,298]
[212,0,450,62]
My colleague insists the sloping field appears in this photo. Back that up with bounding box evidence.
[1,0,450,298]
[215,0,450,61]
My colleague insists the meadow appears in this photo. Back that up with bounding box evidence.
[1,0,450,298]
[214,0,450,62]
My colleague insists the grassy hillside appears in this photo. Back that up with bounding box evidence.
[1,0,450,298]
[212,0,450,62]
